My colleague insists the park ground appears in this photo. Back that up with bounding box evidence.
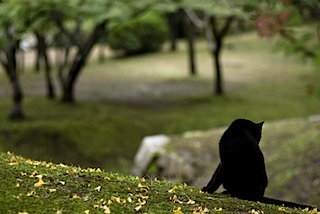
[0,31,319,173]
[0,31,320,213]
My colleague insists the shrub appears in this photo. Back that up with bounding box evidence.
[108,11,169,55]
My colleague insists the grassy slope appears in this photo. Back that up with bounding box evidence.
[1,152,316,214]
[0,32,319,174]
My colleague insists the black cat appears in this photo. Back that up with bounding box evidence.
[202,119,315,210]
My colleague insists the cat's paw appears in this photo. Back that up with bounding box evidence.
[201,187,208,192]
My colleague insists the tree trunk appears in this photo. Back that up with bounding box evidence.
[213,41,223,95]
[60,21,107,103]
[167,12,179,51]
[9,78,24,120]
[184,13,197,76]
[44,62,55,99]
[9,44,24,120]
[61,82,74,103]
[35,32,55,99]
[209,16,234,96]
[0,35,25,120]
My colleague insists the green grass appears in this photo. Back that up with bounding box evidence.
[0,152,315,214]
[0,32,319,174]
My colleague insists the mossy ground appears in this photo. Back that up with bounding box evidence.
[1,152,318,214]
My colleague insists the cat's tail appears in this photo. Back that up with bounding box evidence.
[260,196,316,210]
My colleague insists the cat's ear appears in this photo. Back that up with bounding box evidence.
[257,121,264,131]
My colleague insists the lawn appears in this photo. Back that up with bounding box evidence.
[0,152,316,214]
[0,32,319,173]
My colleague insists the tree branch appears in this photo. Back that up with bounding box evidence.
[220,16,235,38]
[183,8,205,28]
[279,29,316,58]
[50,12,82,48]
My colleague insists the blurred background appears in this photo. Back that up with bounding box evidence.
[0,0,319,206]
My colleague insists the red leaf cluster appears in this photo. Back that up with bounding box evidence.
[255,11,289,38]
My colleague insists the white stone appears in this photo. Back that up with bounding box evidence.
[131,135,170,176]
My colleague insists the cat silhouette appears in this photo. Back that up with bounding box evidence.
[202,119,315,210]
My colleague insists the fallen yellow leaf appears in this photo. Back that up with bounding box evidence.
[278,207,286,212]
[111,196,121,203]
[59,163,67,168]
[30,170,39,177]
[171,195,184,204]
[13,194,22,199]
[302,208,310,212]
[168,186,178,193]
[139,193,149,199]
[50,166,57,171]
[101,205,111,214]
[72,194,81,199]
[187,199,196,205]
[173,207,184,214]
[134,205,142,212]
[193,206,210,214]
[95,186,102,192]
[26,159,33,165]
[34,175,47,188]
[310,208,320,214]
[138,183,149,192]
[9,157,19,166]
[136,199,146,206]
[49,189,57,193]
[27,191,35,197]
[20,172,27,176]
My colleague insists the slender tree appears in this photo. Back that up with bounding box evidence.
[34,31,56,99]
[184,10,198,76]
[207,15,235,95]
[0,29,24,120]
[0,4,25,120]
[184,7,235,95]
[183,0,257,95]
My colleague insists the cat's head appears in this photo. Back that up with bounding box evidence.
[229,119,264,143]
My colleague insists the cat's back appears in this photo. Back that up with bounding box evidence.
[219,119,262,163]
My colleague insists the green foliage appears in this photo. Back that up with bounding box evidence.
[0,152,313,213]
[108,11,169,55]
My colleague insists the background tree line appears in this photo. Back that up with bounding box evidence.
[0,0,319,120]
